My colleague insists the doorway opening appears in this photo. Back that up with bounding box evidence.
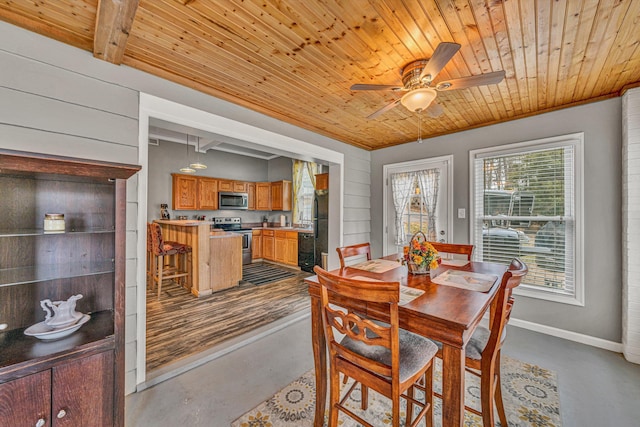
[137,93,344,387]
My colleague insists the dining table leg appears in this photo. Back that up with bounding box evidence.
[311,296,327,427]
[442,344,466,426]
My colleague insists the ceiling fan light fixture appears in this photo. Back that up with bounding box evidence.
[400,88,437,112]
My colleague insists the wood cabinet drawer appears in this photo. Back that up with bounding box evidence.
[275,230,287,238]
[263,230,274,237]
[252,229,262,236]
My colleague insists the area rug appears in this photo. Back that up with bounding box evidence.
[232,356,561,427]
[242,263,297,286]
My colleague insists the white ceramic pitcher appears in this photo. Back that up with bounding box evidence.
[40,294,83,329]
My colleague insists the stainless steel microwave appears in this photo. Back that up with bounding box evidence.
[219,192,249,210]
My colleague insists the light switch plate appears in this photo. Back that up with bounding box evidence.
[457,208,466,219]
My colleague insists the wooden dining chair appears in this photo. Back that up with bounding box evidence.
[315,266,437,427]
[433,258,528,427]
[336,242,372,267]
[429,242,474,261]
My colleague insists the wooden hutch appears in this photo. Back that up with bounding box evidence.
[0,149,140,426]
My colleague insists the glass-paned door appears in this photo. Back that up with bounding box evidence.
[383,156,451,256]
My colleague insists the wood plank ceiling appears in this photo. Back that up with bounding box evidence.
[1,0,639,150]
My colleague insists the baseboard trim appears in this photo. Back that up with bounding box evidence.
[509,317,623,353]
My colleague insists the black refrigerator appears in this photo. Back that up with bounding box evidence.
[314,190,329,268]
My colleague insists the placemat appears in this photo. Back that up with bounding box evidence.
[440,259,470,267]
[432,269,498,292]
[349,259,402,273]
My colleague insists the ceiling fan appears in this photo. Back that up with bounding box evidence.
[351,42,506,119]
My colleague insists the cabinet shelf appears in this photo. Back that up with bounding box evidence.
[0,310,115,379]
[0,262,115,288]
[0,228,115,238]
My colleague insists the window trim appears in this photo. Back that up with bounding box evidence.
[469,132,584,306]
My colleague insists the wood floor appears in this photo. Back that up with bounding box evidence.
[145,267,312,372]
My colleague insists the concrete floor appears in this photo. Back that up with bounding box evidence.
[126,313,640,427]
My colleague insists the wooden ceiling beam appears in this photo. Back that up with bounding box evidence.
[93,0,140,64]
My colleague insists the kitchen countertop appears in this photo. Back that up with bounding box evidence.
[154,219,213,226]
[253,226,313,233]
[210,231,242,239]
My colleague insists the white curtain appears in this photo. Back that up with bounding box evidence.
[390,172,415,245]
[292,160,318,224]
[416,168,440,242]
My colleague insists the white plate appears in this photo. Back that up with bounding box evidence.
[24,314,90,341]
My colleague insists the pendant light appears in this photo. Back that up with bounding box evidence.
[189,136,207,170]
[179,134,196,173]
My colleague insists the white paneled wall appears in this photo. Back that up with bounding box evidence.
[623,87,640,364]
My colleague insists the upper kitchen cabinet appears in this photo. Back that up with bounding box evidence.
[0,149,139,427]
[198,177,218,210]
[315,173,328,191]
[247,183,256,210]
[172,173,198,210]
[218,179,247,193]
[256,182,271,211]
[271,180,291,211]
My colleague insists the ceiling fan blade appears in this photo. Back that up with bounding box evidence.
[426,102,444,118]
[435,70,506,91]
[367,99,401,119]
[351,83,404,91]
[419,42,461,83]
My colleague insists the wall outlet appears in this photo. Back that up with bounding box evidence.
[457,208,466,219]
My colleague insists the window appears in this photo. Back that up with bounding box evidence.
[470,133,584,305]
[292,160,317,226]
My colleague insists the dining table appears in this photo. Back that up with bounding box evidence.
[305,253,507,427]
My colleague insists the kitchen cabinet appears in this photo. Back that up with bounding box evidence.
[252,229,262,259]
[217,179,234,192]
[218,180,247,193]
[233,181,248,192]
[0,149,139,427]
[198,177,218,210]
[262,229,275,261]
[0,350,115,427]
[271,180,292,211]
[172,173,198,210]
[256,182,271,211]
[247,183,256,210]
[274,230,298,266]
[315,173,328,190]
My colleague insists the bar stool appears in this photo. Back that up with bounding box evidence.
[149,222,192,300]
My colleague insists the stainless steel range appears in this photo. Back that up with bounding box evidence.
[212,217,252,265]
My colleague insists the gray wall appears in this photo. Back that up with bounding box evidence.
[371,98,622,342]
[0,21,370,392]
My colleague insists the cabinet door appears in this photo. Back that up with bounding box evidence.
[252,233,262,259]
[218,180,233,192]
[198,177,218,210]
[315,173,329,191]
[172,174,198,210]
[247,183,256,210]
[286,233,298,265]
[274,236,286,263]
[271,182,283,211]
[256,183,271,211]
[233,181,248,192]
[52,351,114,427]
[0,370,51,427]
[281,181,292,211]
[263,235,275,260]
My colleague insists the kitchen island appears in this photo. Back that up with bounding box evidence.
[154,220,242,296]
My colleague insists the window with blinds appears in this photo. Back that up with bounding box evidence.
[470,134,584,305]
